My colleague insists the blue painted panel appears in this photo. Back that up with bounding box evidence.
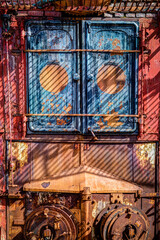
[26,21,79,132]
[84,21,138,133]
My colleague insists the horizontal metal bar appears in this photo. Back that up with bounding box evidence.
[25,49,140,53]
[25,113,139,117]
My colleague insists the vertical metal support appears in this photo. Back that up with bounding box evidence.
[81,187,92,240]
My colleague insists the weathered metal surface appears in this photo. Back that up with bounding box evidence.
[23,169,142,193]
[0,0,160,12]
[24,205,77,240]
[6,142,156,191]
[94,204,149,240]
[138,18,160,141]
[0,199,6,240]
[27,20,79,132]
[84,21,138,133]
[0,14,159,240]
[26,20,138,133]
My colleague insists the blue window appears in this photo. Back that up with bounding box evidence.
[26,20,138,133]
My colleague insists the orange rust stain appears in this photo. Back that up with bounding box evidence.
[111,46,122,56]
[120,101,123,110]
[112,38,120,47]
[40,64,68,94]
[41,106,45,112]
[135,143,155,169]
[50,103,54,109]
[103,111,123,127]
[56,118,67,125]
[97,118,105,129]
[98,38,104,47]
[9,143,28,171]
[64,103,72,112]
[42,102,45,105]
[108,102,113,107]
[97,64,126,94]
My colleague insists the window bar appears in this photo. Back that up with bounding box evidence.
[89,0,91,8]
[134,0,143,12]
[23,0,26,9]
[128,0,136,12]
[111,0,117,11]
[4,0,9,8]
[29,0,32,9]
[140,0,147,12]
[94,0,98,10]
[17,0,20,9]
[65,0,67,10]
[100,0,104,10]
[59,0,61,10]
[117,0,123,11]
[47,0,50,6]
[34,0,38,8]
[151,0,159,12]
[10,0,14,8]
[40,0,43,8]
[145,1,154,11]
[122,0,128,12]
[25,49,140,53]
[25,113,139,117]
[103,0,111,10]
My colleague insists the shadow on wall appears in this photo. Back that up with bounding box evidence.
[6,142,156,189]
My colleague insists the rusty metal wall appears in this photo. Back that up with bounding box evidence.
[0,11,159,240]
[6,142,156,188]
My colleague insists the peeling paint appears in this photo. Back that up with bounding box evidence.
[103,111,123,127]
[9,143,28,171]
[39,64,68,94]
[97,64,126,94]
[135,143,156,169]
[64,103,72,112]
[56,118,67,125]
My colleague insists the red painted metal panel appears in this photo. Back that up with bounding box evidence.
[138,18,160,141]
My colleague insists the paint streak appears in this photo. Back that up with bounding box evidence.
[103,111,123,127]
[97,64,126,94]
[98,38,104,47]
[97,118,105,129]
[56,118,67,125]
[112,38,120,47]
[135,144,155,169]
[41,106,45,112]
[50,103,54,110]
[9,143,28,171]
[108,102,113,106]
[64,103,72,112]
[40,64,68,94]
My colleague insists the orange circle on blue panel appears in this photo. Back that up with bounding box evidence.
[40,64,68,94]
[97,64,126,94]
